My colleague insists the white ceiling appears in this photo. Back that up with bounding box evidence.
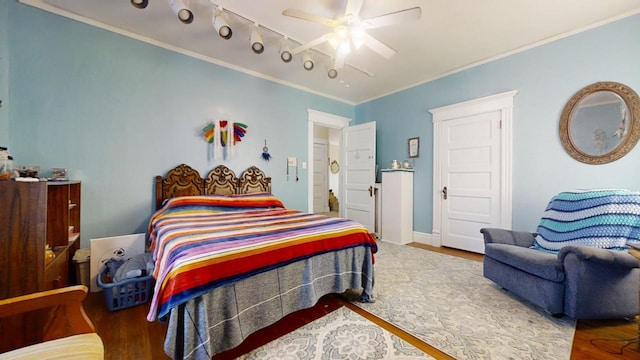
[20,0,640,104]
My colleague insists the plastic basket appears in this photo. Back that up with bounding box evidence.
[96,267,154,311]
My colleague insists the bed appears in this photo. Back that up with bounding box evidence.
[148,164,377,360]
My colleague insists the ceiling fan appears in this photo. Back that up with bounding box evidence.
[282,0,421,70]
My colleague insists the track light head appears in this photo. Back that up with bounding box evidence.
[279,38,292,63]
[250,26,264,54]
[281,50,292,63]
[169,0,193,24]
[328,68,338,79]
[302,52,314,71]
[212,8,232,39]
[131,0,148,9]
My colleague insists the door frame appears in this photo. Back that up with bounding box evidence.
[312,139,330,213]
[430,90,517,247]
[307,109,351,213]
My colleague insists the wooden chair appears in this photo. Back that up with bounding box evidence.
[0,285,103,359]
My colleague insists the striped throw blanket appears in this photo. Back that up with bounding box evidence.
[146,193,377,321]
[533,189,640,252]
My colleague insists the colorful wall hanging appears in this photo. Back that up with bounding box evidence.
[202,120,248,161]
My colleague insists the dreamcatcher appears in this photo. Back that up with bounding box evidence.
[261,139,271,161]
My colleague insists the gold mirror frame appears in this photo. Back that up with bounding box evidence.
[559,81,640,164]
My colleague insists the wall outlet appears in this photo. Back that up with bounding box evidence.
[287,157,297,166]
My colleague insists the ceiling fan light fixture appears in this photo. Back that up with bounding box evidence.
[250,25,264,54]
[279,38,292,63]
[336,26,349,40]
[212,8,232,39]
[130,0,148,9]
[302,51,314,71]
[337,40,351,55]
[169,0,193,24]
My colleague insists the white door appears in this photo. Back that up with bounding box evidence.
[439,111,502,253]
[342,122,376,232]
[313,141,329,213]
[431,90,516,254]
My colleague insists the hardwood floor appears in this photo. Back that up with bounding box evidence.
[83,242,639,359]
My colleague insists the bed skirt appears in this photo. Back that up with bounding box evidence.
[163,245,375,360]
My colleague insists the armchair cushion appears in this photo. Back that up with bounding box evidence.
[534,189,640,252]
[485,243,564,282]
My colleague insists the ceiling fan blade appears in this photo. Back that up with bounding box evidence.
[334,52,347,70]
[361,7,421,29]
[282,9,338,27]
[348,63,375,78]
[363,33,397,59]
[291,33,332,55]
[345,0,364,17]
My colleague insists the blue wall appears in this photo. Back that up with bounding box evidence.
[6,2,353,246]
[356,13,640,233]
[6,1,640,245]
[0,2,8,146]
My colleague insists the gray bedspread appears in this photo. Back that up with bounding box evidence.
[163,245,375,359]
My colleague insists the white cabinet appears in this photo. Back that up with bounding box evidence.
[381,169,414,244]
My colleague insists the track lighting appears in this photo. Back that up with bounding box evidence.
[212,8,232,39]
[302,51,314,71]
[279,38,292,63]
[169,0,193,24]
[250,25,264,54]
[132,2,359,80]
[130,0,148,9]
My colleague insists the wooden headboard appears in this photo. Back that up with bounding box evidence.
[155,164,272,209]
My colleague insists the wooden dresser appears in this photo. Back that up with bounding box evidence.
[0,180,81,351]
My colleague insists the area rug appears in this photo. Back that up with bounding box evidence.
[351,241,576,360]
[238,307,435,360]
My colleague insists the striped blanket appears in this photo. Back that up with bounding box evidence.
[533,189,640,252]
[146,193,377,321]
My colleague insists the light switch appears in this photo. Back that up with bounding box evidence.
[302,161,307,169]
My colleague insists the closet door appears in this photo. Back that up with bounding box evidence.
[431,91,515,254]
[439,111,501,253]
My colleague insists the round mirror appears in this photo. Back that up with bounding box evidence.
[559,82,640,164]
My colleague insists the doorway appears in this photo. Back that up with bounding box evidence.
[307,109,351,216]
[312,130,341,216]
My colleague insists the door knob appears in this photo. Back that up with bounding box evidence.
[442,186,448,200]
[368,185,373,197]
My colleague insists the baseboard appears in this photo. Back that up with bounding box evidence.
[412,231,439,247]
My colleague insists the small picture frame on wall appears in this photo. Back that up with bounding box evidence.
[408,137,419,158]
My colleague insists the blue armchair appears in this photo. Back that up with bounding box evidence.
[482,228,639,319]
[481,189,640,319]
